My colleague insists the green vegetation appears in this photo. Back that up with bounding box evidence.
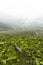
[0,32,43,65]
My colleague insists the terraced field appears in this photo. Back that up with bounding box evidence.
[0,32,43,65]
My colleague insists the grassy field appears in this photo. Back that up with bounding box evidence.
[0,32,43,65]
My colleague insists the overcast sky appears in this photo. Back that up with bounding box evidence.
[0,0,43,21]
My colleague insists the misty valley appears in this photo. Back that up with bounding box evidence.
[0,0,43,65]
[0,17,43,65]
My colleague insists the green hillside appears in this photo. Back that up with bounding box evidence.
[0,32,43,65]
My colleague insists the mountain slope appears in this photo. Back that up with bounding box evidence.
[0,22,13,30]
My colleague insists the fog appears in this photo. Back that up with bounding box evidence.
[0,0,43,23]
[0,0,43,32]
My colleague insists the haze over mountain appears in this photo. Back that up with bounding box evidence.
[0,16,43,32]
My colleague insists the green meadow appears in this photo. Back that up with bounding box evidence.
[0,32,43,65]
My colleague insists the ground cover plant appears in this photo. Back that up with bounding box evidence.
[0,32,43,65]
